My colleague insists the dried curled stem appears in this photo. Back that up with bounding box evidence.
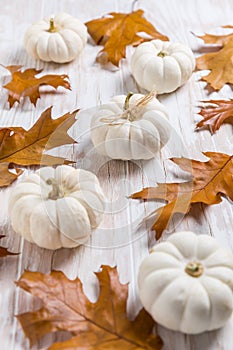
[135,88,158,107]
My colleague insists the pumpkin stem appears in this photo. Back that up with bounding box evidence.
[135,88,157,107]
[157,51,167,58]
[185,261,203,278]
[124,92,134,111]
[46,178,64,200]
[123,92,135,122]
[48,17,57,33]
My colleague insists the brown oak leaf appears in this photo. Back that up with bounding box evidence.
[196,99,233,132]
[0,163,23,187]
[0,107,78,187]
[86,9,168,66]
[3,66,71,107]
[0,235,19,257]
[196,27,233,90]
[131,152,233,239]
[16,266,162,350]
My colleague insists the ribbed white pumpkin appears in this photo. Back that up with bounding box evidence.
[138,232,233,334]
[24,13,87,63]
[131,40,195,94]
[90,93,171,160]
[9,166,105,250]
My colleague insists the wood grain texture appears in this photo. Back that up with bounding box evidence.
[0,0,233,349]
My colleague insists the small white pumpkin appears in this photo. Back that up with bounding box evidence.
[9,165,105,250]
[90,92,171,160]
[131,39,195,94]
[24,13,87,63]
[138,232,233,334]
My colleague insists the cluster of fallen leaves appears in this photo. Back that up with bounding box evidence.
[194,27,233,132]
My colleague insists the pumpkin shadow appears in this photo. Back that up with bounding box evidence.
[158,324,223,350]
[96,158,145,180]
[193,45,221,54]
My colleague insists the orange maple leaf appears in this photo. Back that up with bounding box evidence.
[196,99,233,132]
[16,266,162,350]
[0,107,78,187]
[86,9,168,66]
[3,65,71,107]
[196,27,233,90]
[131,152,233,239]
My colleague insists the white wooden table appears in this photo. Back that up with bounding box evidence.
[1,0,233,349]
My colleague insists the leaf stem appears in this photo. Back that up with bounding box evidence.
[157,51,167,58]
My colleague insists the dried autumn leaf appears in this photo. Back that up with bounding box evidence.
[131,152,233,239]
[0,107,78,187]
[196,99,233,132]
[3,65,71,107]
[196,28,233,90]
[86,9,168,66]
[0,235,19,257]
[0,163,23,187]
[16,266,162,350]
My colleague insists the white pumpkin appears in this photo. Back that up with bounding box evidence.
[138,231,233,334]
[9,165,105,250]
[131,40,195,94]
[90,92,171,160]
[24,13,87,63]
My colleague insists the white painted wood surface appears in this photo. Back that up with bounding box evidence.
[0,0,233,349]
